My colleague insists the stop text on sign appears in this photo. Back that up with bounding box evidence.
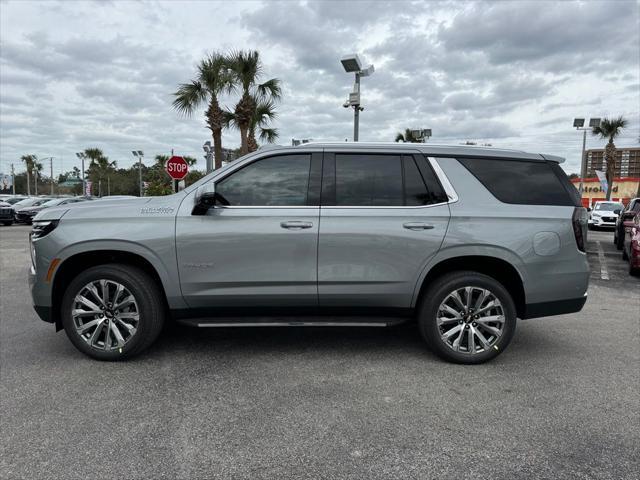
[165,156,189,180]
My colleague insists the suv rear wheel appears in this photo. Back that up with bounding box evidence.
[61,264,165,360]
[418,271,517,364]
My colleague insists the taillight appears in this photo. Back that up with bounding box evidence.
[572,207,588,252]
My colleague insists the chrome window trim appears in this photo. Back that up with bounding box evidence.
[206,153,459,210]
[427,156,459,204]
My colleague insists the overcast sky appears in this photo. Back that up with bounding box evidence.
[1,0,638,177]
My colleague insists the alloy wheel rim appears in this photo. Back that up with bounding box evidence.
[72,280,139,351]
[437,286,505,355]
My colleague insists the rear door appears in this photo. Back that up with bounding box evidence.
[176,152,322,309]
[318,151,450,309]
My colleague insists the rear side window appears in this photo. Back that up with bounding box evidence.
[329,153,447,207]
[458,158,578,206]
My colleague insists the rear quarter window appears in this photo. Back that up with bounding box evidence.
[458,157,579,206]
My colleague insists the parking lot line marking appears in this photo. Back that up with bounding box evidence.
[596,241,610,280]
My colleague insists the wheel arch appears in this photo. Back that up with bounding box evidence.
[51,248,174,330]
[414,254,527,318]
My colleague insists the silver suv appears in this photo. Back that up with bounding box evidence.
[29,143,589,363]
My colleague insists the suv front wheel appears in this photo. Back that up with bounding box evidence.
[418,271,517,364]
[61,264,165,360]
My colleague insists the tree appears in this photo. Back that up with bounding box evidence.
[20,154,37,195]
[227,98,279,153]
[173,53,233,170]
[592,116,628,200]
[146,155,200,196]
[395,129,420,143]
[84,148,116,197]
[227,50,281,155]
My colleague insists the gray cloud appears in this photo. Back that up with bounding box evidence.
[0,0,638,178]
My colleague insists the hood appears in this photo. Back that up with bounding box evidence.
[0,202,11,208]
[34,195,180,222]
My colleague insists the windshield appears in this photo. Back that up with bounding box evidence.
[41,199,64,207]
[595,202,623,211]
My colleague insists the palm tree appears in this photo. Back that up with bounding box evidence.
[32,161,43,195]
[592,116,628,200]
[228,99,279,153]
[173,53,232,170]
[20,154,37,195]
[227,50,281,155]
[84,148,116,197]
[395,129,420,143]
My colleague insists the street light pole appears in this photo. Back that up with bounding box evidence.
[132,151,144,196]
[353,72,360,142]
[341,54,374,142]
[573,118,601,194]
[11,164,15,196]
[40,157,54,195]
[75,152,86,196]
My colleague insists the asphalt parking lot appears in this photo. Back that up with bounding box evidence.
[1,225,638,480]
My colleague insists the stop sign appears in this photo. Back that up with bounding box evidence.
[165,156,189,180]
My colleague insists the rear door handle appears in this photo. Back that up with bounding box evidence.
[403,222,435,231]
[281,221,313,230]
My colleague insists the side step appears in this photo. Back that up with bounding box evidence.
[177,317,408,328]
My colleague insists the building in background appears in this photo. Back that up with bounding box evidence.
[585,146,640,178]
[571,176,639,208]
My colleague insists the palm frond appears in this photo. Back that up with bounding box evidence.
[172,81,206,117]
[256,78,282,100]
[259,127,279,143]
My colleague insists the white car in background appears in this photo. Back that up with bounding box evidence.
[588,201,623,229]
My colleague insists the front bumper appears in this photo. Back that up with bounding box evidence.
[589,216,617,228]
[15,212,37,223]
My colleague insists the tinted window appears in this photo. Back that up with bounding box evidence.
[458,158,577,206]
[335,154,403,206]
[216,154,311,206]
[404,156,431,206]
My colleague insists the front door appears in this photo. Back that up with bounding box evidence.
[176,153,321,309]
[318,152,450,309]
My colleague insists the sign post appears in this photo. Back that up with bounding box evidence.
[165,156,189,192]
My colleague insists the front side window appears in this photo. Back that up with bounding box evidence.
[216,154,311,206]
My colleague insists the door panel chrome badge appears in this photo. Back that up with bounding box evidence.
[183,263,214,269]
[140,207,174,214]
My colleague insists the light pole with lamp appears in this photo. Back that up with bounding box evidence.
[341,54,374,141]
[40,157,55,195]
[132,151,144,196]
[75,152,87,196]
[573,118,601,194]
[411,129,432,142]
[202,141,214,173]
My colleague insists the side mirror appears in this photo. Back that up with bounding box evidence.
[192,190,229,215]
[192,191,218,216]
[614,209,621,215]
[587,207,592,212]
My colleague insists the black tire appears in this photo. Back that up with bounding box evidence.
[615,229,624,250]
[418,271,517,364]
[61,264,165,360]
[587,224,593,231]
[2,221,12,226]
[622,247,628,261]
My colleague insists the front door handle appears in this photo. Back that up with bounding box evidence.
[281,221,313,230]
[403,222,435,231]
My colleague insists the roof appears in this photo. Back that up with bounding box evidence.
[282,141,564,163]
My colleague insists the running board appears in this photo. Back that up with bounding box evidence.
[177,317,408,328]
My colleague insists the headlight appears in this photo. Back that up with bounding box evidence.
[592,213,601,218]
[31,220,59,240]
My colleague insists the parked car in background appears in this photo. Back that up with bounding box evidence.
[14,198,54,224]
[614,197,640,250]
[2,196,28,205]
[622,211,640,276]
[588,201,623,230]
[0,201,14,225]
[16,197,87,225]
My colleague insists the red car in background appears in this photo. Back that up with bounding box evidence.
[622,211,640,276]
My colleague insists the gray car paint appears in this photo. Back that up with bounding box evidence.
[29,143,589,324]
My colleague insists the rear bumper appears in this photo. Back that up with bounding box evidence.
[522,296,587,319]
